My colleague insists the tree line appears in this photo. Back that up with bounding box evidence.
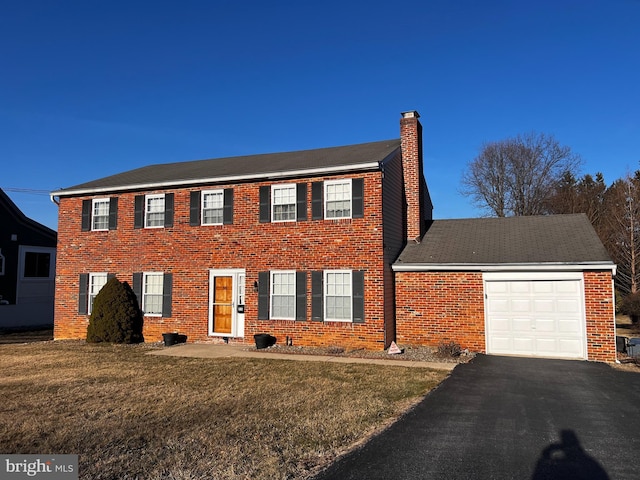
[461,132,640,304]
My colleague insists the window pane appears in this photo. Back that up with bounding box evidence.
[202,191,224,224]
[272,185,296,221]
[92,199,110,230]
[271,272,295,319]
[325,271,352,321]
[24,252,51,278]
[89,273,108,313]
[144,273,163,314]
[326,182,351,218]
[146,196,165,227]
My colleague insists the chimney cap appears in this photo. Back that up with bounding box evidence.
[401,110,420,119]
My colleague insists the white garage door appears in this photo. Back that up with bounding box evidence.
[485,274,586,359]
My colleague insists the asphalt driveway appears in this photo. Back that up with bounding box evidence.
[313,355,640,480]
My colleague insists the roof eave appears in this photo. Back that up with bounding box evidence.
[51,161,381,197]
[392,262,617,274]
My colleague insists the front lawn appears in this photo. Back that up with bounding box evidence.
[0,341,447,479]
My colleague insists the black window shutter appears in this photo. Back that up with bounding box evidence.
[223,188,234,224]
[296,271,307,321]
[164,193,174,227]
[352,270,365,323]
[296,183,307,221]
[257,271,270,320]
[132,272,143,308]
[259,186,270,223]
[190,191,201,226]
[78,273,89,314]
[162,273,173,317]
[311,182,323,220]
[81,200,91,231]
[352,178,364,218]
[108,197,118,230]
[311,271,323,321]
[134,196,144,229]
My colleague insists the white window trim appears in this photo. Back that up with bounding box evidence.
[270,270,296,320]
[324,179,352,219]
[88,272,108,315]
[91,198,110,231]
[271,184,297,223]
[201,189,224,226]
[142,272,164,316]
[145,194,165,229]
[324,269,353,322]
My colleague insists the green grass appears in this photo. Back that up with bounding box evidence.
[0,341,448,479]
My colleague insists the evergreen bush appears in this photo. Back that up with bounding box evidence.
[86,277,144,343]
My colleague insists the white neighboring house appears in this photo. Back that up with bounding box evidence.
[0,189,57,328]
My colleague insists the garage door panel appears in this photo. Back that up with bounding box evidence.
[486,279,585,359]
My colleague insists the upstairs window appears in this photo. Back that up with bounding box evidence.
[325,180,352,219]
[145,194,165,228]
[202,190,224,225]
[82,197,118,231]
[134,193,174,229]
[272,184,296,222]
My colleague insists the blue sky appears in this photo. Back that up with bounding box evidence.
[2,0,638,231]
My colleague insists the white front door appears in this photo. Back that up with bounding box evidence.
[484,272,586,359]
[208,269,245,337]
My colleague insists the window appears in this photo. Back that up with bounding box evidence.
[272,185,296,222]
[0,249,4,276]
[82,197,118,231]
[92,199,110,230]
[270,271,296,319]
[202,190,224,225]
[23,252,51,278]
[324,270,352,321]
[145,195,165,228]
[88,273,108,314]
[325,180,351,219]
[142,272,164,315]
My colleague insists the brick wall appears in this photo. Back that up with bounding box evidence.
[395,272,486,351]
[584,271,616,362]
[54,171,391,350]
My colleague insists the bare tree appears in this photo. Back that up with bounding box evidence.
[461,132,581,217]
[602,173,640,296]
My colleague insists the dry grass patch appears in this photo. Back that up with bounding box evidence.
[0,341,448,479]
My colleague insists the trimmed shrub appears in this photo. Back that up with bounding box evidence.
[620,292,640,324]
[87,277,144,343]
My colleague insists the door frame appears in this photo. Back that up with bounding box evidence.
[208,269,245,338]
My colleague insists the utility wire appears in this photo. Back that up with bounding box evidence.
[1,187,51,195]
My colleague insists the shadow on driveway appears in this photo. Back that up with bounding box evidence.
[313,355,640,480]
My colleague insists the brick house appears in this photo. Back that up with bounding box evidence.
[51,111,617,361]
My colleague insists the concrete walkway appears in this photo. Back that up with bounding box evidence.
[147,343,457,371]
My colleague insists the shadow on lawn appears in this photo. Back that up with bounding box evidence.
[0,327,53,344]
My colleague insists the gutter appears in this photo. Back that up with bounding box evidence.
[392,262,617,274]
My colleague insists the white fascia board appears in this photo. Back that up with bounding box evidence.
[392,262,617,274]
[51,162,381,197]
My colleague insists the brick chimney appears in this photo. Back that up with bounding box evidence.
[400,110,424,241]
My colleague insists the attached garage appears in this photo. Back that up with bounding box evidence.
[393,214,618,362]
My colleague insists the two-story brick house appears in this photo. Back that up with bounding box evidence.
[52,111,430,350]
[52,111,618,361]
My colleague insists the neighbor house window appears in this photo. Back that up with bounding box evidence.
[202,190,224,225]
[142,272,164,315]
[23,251,51,278]
[324,270,352,321]
[0,249,4,276]
[92,198,110,230]
[88,273,108,314]
[270,271,296,319]
[272,184,296,222]
[324,179,352,219]
[145,194,165,228]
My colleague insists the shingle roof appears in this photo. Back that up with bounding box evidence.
[395,214,613,267]
[52,139,401,196]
